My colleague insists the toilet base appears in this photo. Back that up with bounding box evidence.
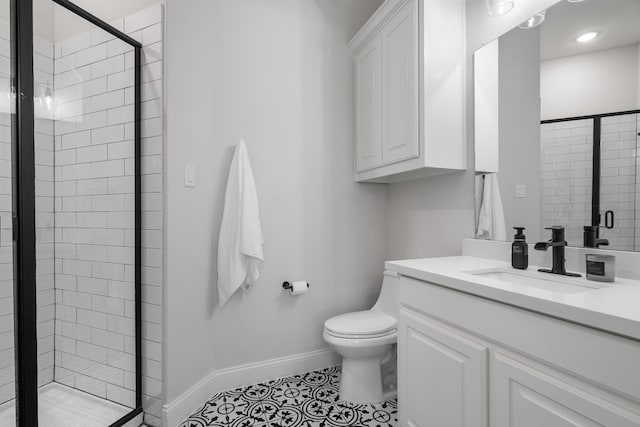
[339,356,385,404]
[323,329,397,404]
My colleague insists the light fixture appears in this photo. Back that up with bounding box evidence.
[44,86,52,109]
[34,83,53,110]
[486,0,514,17]
[567,0,585,3]
[518,9,546,29]
[576,31,599,43]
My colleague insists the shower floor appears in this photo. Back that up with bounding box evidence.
[0,383,130,427]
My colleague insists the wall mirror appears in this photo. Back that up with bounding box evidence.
[474,0,640,251]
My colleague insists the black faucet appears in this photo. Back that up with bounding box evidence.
[534,226,581,277]
[583,226,609,248]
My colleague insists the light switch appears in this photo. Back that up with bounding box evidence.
[516,184,526,198]
[185,164,196,188]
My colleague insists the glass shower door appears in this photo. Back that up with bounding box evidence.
[0,0,15,423]
[33,1,140,425]
[0,0,142,424]
[598,114,639,251]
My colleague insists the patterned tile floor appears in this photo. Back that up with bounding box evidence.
[179,366,398,427]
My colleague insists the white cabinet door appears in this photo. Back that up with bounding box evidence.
[492,351,640,427]
[354,36,382,172]
[380,0,419,166]
[399,308,488,427]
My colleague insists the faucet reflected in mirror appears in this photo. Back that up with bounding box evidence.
[583,226,609,249]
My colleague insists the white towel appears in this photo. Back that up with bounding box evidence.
[476,173,507,241]
[217,140,264,306]
[474,174,485,229]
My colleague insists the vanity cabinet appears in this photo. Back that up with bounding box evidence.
[350,0,465,183]
[399,305,487,427]
[397,275,640,427]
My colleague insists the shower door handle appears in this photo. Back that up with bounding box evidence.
[604,210,615,229]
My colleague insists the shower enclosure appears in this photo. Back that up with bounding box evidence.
[541,110,640,251]
[0,0,142,425]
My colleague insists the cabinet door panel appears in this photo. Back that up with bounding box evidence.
[510,382,602,427]
[492,352,640,427]
[354,37,382,172]
[380,0,419,166]
[399,309,487,427]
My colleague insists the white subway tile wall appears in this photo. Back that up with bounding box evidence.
[136,7,164,423]
[50,5,164,425]
[540,120,594,247]
[637,115,640,251]
[0,17,13,405]
[53,24,137,409]
[35,35,56,392]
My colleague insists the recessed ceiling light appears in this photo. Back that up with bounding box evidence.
[567,0,585,3]
[576,31,599,43]
[486,0,515,17]
[519,10,546,29]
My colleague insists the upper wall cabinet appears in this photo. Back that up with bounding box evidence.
[350,0,466,183]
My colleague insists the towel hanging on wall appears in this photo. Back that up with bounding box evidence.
[476,173,507,241]
[217,140,264,306]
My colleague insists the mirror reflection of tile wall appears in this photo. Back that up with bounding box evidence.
[540,119,593,248]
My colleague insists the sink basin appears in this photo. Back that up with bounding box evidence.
[466,269,606,294]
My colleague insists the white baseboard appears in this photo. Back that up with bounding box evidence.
[162,348,340,427]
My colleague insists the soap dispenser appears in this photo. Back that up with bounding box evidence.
[512,227,528,270]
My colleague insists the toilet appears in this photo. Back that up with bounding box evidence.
[323,270,399,404]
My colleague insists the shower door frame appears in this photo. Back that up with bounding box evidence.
[12,0,143,425]
[542,109,640,241]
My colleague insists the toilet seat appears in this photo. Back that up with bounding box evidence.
[323,329,397,350]
[324,310,397,339]
[324,328,397,340]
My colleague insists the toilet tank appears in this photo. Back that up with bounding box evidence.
[371,270,399,319]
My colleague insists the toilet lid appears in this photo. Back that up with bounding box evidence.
[324,310,397,338]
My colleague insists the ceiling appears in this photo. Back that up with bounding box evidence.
[539,0,640,61]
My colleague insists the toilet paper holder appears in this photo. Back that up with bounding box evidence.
[282,281,310,290]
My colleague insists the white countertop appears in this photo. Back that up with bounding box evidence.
[386,256,640,341]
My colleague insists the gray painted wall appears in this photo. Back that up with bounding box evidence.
[498,27,542,242]
[541,44,640,120]
[165,0,386,404]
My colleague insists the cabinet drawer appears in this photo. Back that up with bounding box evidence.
[491,351,640,427]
